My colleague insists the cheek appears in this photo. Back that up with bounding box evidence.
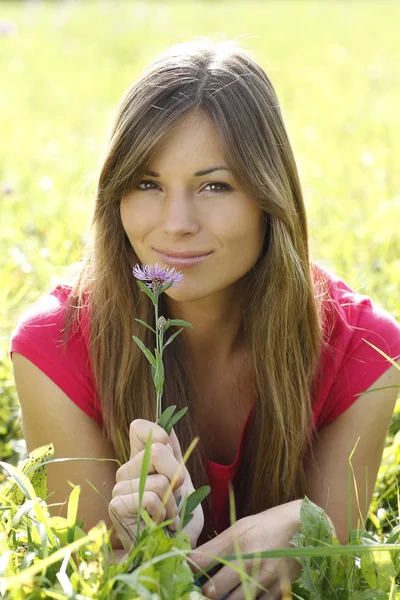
[218,204,264,253]
[120,198,154,239]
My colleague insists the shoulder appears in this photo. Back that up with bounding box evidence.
[10,284,82,354]
[12,284,73,334]
[312,264,400,429]
[315,264,400,352]
[10,283,102,425]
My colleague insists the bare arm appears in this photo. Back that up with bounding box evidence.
[12,353,123,549]
[305,360,400,544]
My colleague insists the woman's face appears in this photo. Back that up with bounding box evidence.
[120,109,264,303]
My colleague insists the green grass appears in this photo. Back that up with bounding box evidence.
[1,0,399,543]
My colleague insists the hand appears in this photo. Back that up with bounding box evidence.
[108,419,204,553]
[188,500,303,600]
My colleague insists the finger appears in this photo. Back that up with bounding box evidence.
[227,577,271,600]
[257,578,283,599]
[169,427,184,462]
[109,490,175,525]
[113,473,179,522]
[112,472,169,499]
[228,560,290,600]
[226,559,270,600]
[116,443,185,491]
[201,564,241,599]
[112,473,179,523]
[174,483,188,508]
[129,419,171,460]
[189,525,238,573]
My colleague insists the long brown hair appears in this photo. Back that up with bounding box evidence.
[65,38,328,542]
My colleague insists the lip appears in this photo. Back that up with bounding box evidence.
[155,249,213,268]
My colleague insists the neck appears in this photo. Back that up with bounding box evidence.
[163,280,247,367]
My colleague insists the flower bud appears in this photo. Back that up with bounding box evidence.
[157,316,167,332]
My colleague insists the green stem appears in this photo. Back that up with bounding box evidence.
[155,295,160,421]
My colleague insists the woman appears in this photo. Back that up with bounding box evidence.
[10,38,400,599]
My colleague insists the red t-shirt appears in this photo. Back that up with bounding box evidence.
[9,265,400,533]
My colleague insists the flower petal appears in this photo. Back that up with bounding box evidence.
[132,262,184,286]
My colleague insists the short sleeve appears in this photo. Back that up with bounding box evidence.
[9,285,103,426]
[316,290,400,428]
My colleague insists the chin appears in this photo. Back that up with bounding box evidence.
[163,285,210,304]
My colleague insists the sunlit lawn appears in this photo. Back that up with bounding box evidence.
[1,0,399,504]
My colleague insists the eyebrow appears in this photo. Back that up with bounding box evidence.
[143,166,231,177]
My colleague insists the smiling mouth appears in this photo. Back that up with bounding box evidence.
[154,249,213,267]
[154,248,213,258]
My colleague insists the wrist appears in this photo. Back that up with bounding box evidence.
[259,499,302,538]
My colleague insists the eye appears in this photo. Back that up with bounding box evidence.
[137,180,161,191]
[203,182,233,194]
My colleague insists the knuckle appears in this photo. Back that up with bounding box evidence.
[115,465,124,483]
[145,491,160,511]
[109,496,118,510]
[129,418,143,437]
[112,480,134,498]
[151,473,169,496]
[109,495,124,517]
[111,483,121,499]
[154,504,167,523]
[152,442,167,457]
[173,470,185,489]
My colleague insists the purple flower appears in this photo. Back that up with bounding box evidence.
[133,262,183,292]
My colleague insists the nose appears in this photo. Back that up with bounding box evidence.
[161,190,200,237]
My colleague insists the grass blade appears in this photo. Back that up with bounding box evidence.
[137,430,153,543]
[67,485,81,544]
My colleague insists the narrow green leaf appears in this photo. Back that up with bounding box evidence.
[157,405,177,430]
[67,485,81,544]
[136,280,157,305]
[164,407,188,435]
[181,512,194,529]
[168,319,193,329]
[152,348,165,396]
[135,318,156,334]
[178,492,189,533]
[163,328,184,349]
[182,486,210,525]
[132,335,156,367]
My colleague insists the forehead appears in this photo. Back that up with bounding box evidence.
[148,110,225,169]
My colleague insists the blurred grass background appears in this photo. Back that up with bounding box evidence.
[1,0,399,527]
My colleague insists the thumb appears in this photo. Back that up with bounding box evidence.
[169,427,184,462]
